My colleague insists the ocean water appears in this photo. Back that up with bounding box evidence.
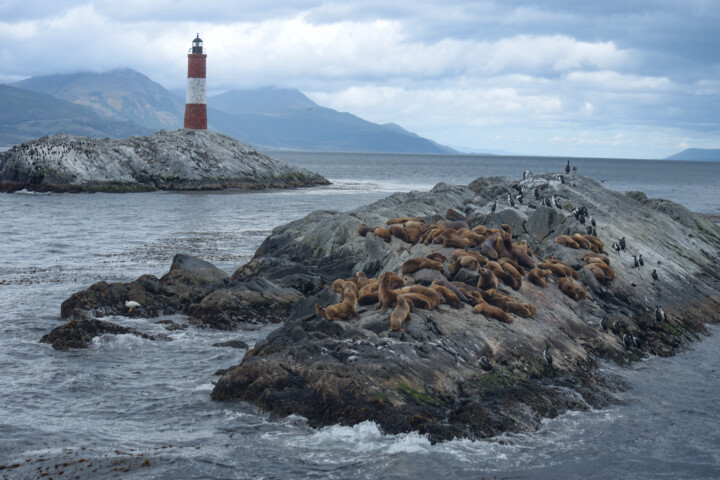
[1,153,719,479]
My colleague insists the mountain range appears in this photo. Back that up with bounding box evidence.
[4,69,454,153]
[665,148,720,162]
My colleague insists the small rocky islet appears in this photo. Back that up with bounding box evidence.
[41,172,720,442]
[0,129,328,192]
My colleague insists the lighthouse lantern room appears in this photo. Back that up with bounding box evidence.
[184,34,207,130]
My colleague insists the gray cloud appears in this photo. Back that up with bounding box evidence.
[1,0,718,157]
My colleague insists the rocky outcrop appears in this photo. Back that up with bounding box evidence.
[40,310,154,350]
[0,129,328,192]
[58,253,302,333]
[210,173,720,441]
[50,173,720,441]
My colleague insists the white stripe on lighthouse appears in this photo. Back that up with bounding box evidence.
[186,77,206,104]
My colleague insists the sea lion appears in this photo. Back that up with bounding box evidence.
[555,235,580,249]
[586,262,615,283]
[426,252,447,264]
[387,216,424,225]
[358,225,375,237]
[511,245,536,270]
[389,294,411,331]
[438,219,469,230]
[582,235,604,253]
[331,278,347,293]
[558,277,587,301]
[537,261,579,279]
[477,268,499,290]
[400,292,436,310]
[399,285,442,309]
[446,208,466,221]
[315,284,359,320]
[494,232,515,260]
[430,281,462,308]
[457,254,480,271]
[444,236,471,249]
[498,259,523,290]
[401,257,444,274]
[585,263,609,284]
[506,300,536,318]
[528,268,553,287]
[471,225,489,236]
[582,253,610,265]
[358,281,379,297]
[433,278,469,303]
[473,302,513,323]
[357,291,379,306]
[571,233,593,250]
[404,221,424,243]
[378,271,404,312]
[480,233,500,260]
[373,227,392,243]
[486,261,518,289]
[355,271,371,288]
[388,224,409,243]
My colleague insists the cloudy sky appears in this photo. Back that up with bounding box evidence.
[2,0,719,158]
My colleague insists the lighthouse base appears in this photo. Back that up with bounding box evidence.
[184,104,207,130]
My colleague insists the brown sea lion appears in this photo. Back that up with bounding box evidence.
[506,300,536,318]
[495,231,515,260]
[387,217,424,225]
[487,261,518,289]
[404,221,424,243]
[399,285,442,308]
[389,294,411,331]
[458,255,480,271]
[401,257,444,274]
[373,227,392,242]
[477,267,499,290]
[499,259,523,290]
[315,284,359,320]
[501,224,512,236]
[446,208,466,221]
[528,268,553,287]
[331,278,347,293]
[537,261,579,279]
[571,234,593,250]
[355,271,371,288]
[400,292,436,310]
[358,225,375,237]
[357,291,379,306]
[581,253,610,266]
[426,252,447,264]
[511,245,536,270]
[430,281,462,308]
[556,235,580,249]
[378,270,400,312]
[471,225,489,236]
[480,233,500,260]
[473,302,513,323]
[358,281,379,297]
[444,236,471,249]
[388,224,410,243]
[582,235,605,253]
[558,277,587,301]
[438,219,469,230]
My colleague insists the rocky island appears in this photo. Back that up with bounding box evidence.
[43,173,720,442]
[0,129,328,192]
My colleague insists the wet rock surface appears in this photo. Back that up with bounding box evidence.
[211,173,720,441]
[0,129,328,192]
[40,310,155,351]
[50,173,720,440]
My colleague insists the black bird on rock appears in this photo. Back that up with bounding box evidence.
[652,269,659,281]
[619,237,626,251]
[543,346,554,366]
[600,317,609,331]
[508,193,515,207]
[479,356,493,371]
[633,255,639,268]
[534,187,540,199]
[655,306,667,322]
[612,242,621,254]
[565,160,571,174]
[639,254,644,266]
[590,215,596,228]
[491,200,497,213]
[516,194,524,205]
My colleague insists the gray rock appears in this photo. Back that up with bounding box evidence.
[0,129,328,192]
[212,173,720,442]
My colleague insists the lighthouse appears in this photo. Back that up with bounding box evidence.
[184,34,207,130]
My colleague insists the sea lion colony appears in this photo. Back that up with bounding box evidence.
[316,213,615,331]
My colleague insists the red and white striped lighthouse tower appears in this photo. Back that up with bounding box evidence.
[184,34,207,130]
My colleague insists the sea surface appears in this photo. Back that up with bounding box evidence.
[1,153,719,479]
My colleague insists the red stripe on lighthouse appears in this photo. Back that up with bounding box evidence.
[184,51,207,130]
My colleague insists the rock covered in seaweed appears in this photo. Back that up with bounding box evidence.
[0,129,329,192]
